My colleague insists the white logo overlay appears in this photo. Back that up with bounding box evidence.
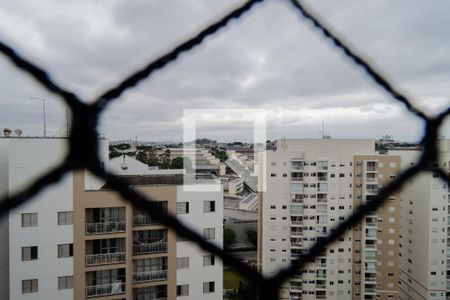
[182,108,267,192]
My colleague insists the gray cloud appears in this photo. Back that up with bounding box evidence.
[0,0,448,142]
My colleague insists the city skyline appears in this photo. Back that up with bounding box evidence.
[0,0,449,141]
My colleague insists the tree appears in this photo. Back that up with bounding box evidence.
[109,149,122,159]
[170,157,184,169]
[224,227,236,248]
[136,150,148,165]
[159,149,171,169]
[147,149,159,166]
[246,230,257,247]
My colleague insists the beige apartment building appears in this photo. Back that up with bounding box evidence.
[73,171,223,300]
[352,155,401,300]
[73,171,177,300]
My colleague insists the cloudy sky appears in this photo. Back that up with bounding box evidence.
[0,0,449,142]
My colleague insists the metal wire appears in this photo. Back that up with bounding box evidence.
[0,0,448,299]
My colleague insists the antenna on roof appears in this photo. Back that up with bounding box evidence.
[29,97,47,137]
[321,121,324,139]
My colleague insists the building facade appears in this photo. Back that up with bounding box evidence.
[0,138,223,300]
[258,139,401,300]
[396,139,450,300]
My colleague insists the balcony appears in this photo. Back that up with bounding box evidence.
[317,183,328,193]
[291,175,304,182]
[366,187,378,194]
[291,220,302,226]
[133,241,167,255]
[365,288,376,294]
[317,172,327,181]
[316,283,326,290]
[133,215,161,227]
[365,266,377,273]
[290,229,303,237]
[365,177,377,183]
[85,221,125,235]
[290,204,303,215]
[291,160,304,171]
[86,252,126,267]
[133,270,167,283]
[86,282,125,298]
[366,162,377,172]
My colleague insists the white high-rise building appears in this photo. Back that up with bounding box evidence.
[395,139,450,300]
[258,139,375,300]
[0,138,76,300]
[258,138,403,300]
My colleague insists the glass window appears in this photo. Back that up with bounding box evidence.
[203,281,215,293]
[58,211,73,225]
[58,276,73,290]
[22,279,38,294]
[21,213,38,227]
[176,257,189,269]
[58,244,73,258]
[22,246,38,261]
[203,201,215,213]
[203,255,215,266]
[203,228,215,240]
[177,284,189,296]
[176,202,189,214]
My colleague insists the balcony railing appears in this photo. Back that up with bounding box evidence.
[133,270,167,283]
[133,215,160,226]
[133,241,167,255]
[316,284,326,290]
[85,221,125,235]
[85,252,126,266]
[366,188,378,194]
[290,228,303,236]
[86,282,125,298]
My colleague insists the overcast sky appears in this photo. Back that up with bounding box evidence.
[0,0,449,142]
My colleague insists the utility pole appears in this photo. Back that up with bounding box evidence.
[29,97,46,137]
[65,108,70,137]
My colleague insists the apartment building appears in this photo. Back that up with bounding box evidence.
[74,171,223,300]
[395,139,450,300]
[258,139,401,300]
[352,155,401,300]
[0,137,85,300]
[0,138,223,300]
